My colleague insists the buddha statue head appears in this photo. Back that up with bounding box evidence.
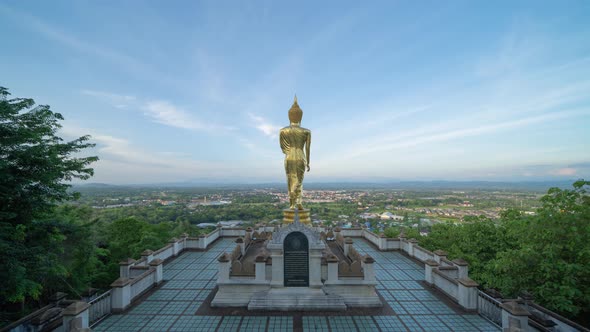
[288,95,303,125]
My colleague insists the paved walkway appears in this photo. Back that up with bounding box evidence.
[94,238,500,331]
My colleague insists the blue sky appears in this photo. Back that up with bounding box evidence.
[1,1,589,184]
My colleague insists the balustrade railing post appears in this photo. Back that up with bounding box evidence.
[424,259,439,285]
[326,254,339,282]
[149,258,164,285]
[110,278,131,312]
[62,301,90,331]
[457,278,479,310]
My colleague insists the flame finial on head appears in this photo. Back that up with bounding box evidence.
[288,95,303,124]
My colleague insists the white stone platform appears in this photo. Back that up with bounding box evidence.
[247,288,347,311]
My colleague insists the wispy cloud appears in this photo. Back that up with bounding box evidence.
[248,113,281,138]
[81,89,233,133]
[59,124,249,183]
[143,100,222,132]
[81,90,136,109]
[552,168,577,176]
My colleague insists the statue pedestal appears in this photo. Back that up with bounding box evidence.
[283,208,311,224]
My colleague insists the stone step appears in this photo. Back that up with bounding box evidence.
[247,288,347,311]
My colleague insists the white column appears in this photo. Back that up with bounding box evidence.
[433,250,447,264]
[150,258,164,284]
[217,253,231,283]
[326,255,339,282]
[457,278,478,310]
[255,255,266,282]
[119,258,135,278]
[62,301,90,331]
[453,258,469,279]
[170,238,179,256]
[501,301,530,331]
[424,259,439,285]
[270,249,284,287]
[141,250,154,265]
[110,278,131,312]
[309,250,323,288]
[379,234,387,251]
[408,239,418,257]
[236,238,245,255]
[363,256,376,282]
[344,238,353,257]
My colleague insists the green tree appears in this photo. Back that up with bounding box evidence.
[488,180,590,319]
[0,87,97,303]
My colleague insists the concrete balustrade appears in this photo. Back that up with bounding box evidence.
[8,225,583,332]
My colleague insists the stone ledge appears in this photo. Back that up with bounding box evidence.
[425,259,439,266]
[457,278,479,287]
[63,302,90,316]
[501,301,530,316]
[452,258,469,266]
[110,277,131,287]
[434,250,448,256]
[119,258,136,266]
[149,258,164,266]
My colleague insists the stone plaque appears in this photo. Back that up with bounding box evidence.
[283,231,309,287]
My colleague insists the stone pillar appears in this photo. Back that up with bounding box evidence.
[433,250,447,264]
[326,254,339,282]
[408,239,418,257]
[141,250,154,265]
[149,258,164,284]
[379,233,387,251]
[119,258,135,278]
[344,237,353,257]
[62,301,90,331]
[501,301,530,331]
[110,278,131,312]
[170,238,179,256]
[198,234,206,249]
[363,255,376,282]
[217,253,231,283]
[236,237,245,256]
[333,227,341,240]
[424,259,439,285]
[255,255,266,282]
[457,278,479,310]
[453,258,469,279]
[309,249,323,288]
[246,227,253,239]
[270,249,284,287]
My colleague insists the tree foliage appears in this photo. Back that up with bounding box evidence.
[0,86,97,303]
[418,180,590,323]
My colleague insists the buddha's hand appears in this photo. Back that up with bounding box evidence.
[307,165,310,172]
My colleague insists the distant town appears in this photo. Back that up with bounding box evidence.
[72,183,544,234]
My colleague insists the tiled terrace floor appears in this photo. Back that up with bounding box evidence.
[94,238,500,331]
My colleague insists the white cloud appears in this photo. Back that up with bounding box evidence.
[553,168,577,176]
[81,90,233,133]
[248,113,281,138]
[81,90,136,109]
[142,100,207,131]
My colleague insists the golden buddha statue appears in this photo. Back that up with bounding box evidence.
[280,96,312,223]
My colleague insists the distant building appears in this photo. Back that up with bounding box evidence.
[380,212,404,220]
[218,220,244,227]
[197,223,217,228]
